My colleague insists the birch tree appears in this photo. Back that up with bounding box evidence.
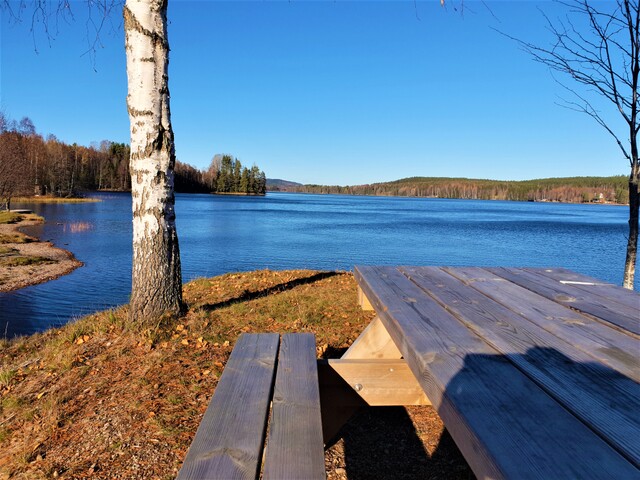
[124,0,183,319]
[516,0,639,289]
[3,0,183,319]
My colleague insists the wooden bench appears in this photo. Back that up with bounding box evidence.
[176,333,326,480]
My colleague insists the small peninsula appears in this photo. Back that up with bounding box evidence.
[0,212,82,293]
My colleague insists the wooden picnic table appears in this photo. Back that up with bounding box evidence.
[178,266,639,480]
[353,266,640,479]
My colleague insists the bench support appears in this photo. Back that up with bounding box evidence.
[342,316,402,359]
[319,308,430,443]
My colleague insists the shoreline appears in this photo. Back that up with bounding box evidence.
[0,213,82,293]
[267,190,629,206]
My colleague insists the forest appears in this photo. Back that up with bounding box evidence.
[175,154,267,196]
[276,175,630,204]
[0,114,266,209]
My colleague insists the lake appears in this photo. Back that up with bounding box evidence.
[1,192,634,337]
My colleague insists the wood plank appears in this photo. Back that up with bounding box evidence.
[177,333,279,480]
[354,266,638,479]
[341,316,402,359]
[317,359,366,444]
[263,333,325,480]
[322,359,431,406]
[358,285,374,311]
[403,266,640,466]
[488,267,640,335]
[442,267,640,382]
[530,267,640,311]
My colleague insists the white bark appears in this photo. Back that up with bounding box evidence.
[124,0,182,320]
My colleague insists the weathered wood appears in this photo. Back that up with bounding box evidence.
[320,359,431,406]
[354,266,638,480]
[177,334,279,480]
[488,267,640,335]
[357,285,374,311]
[263,333,325,480]
[531,267,640,310]
[342,316,402,359]
[317,359,367,444]
[403,266,640,466]
[443,267,640,381]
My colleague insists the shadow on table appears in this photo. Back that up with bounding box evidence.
[333,345,638,479]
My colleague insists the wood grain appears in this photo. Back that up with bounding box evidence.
[403,266,640,467]
[488,267,640,335]
[354,266,638,479]
[322,359,431,406]
[263,333,326,480]
[342,316,402,359]
[531,268,640,310]
[177,334,279,480]
[443,266,639,381]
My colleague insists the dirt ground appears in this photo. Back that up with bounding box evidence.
[0,215,82,293]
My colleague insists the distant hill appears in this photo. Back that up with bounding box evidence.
[266,178,303,190]
[271,175,629,204]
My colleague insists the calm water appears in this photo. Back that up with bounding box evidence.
[0,192,633,337]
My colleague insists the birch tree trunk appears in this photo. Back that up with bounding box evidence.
[124,0,183,321]
[623,163,639,289]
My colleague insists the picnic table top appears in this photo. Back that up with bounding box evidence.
[354,266,640,480]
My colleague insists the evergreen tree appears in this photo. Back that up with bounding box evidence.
[240,167,250,193]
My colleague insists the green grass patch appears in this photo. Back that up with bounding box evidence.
[0,212,23,224]
[0,246,19,255]
[0,368,17,388]
[0,232,32,244]
[0,256,54,267]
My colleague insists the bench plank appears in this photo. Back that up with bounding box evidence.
[403,266,640,466]
[355,266,638,480]
[263,333,325,480]
[488,267,640,335]
[177,333,279,480]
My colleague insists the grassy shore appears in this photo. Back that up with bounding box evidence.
[0,213,81,292]
[0,213,49,269]
[12,197,100,204]
[0,270,471,480]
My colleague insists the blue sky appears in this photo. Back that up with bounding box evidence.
[0,1,630,185]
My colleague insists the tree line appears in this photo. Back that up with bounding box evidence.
[0,113,131,209]
[277,176,629,204]
[175,154,266,195]
[0,114,266,209]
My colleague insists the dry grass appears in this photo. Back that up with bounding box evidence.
[0,270,472,480]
